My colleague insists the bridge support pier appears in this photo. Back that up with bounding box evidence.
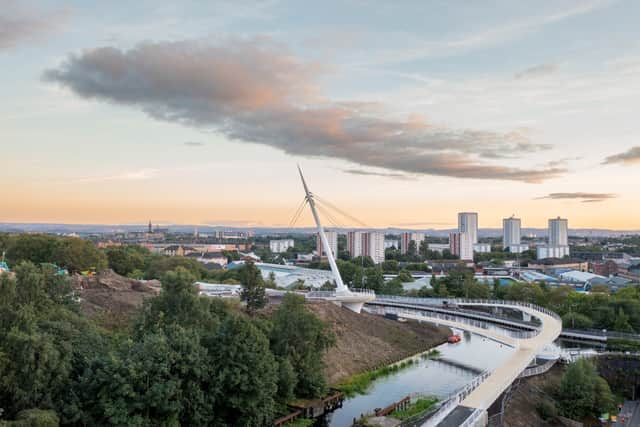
[523,312,532,322]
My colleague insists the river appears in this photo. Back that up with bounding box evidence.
[323,327,515,427]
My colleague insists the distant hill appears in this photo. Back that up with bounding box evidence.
[0,222,638,238]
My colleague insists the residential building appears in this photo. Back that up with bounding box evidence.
[384,239,399,250]
[591,260,619,276]
[549,217,569,246]
[347,231,366,257]
[503,216,522,251]
[366,232,386,264]
[316,230,338,259]
[537,245,570,260]
[458,212,478,244]
[508,244,530,254]
[269,239,294,253]
[473,243,491,253]
[347,231,385,264]
[537,217,570,260]
[400,232,425,254]
[428,243,450,254]
[450,232,473,261]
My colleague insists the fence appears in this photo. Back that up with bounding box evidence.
[370,300,539,340]
[519,358,557,378]
[375,296,561,322]
[418,372,490,427]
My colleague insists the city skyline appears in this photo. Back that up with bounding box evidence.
[2,1,640,228]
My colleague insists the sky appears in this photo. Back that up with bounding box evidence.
[2,0,640,230]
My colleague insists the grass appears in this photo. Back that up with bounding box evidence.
[391,397,439,420]
[283,419,314,427]
[336,359,417,397]
[420,349,441,359]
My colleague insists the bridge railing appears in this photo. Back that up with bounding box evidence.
[374,302,539,340]
[519,358,557,378]
[419,372,491,427]
[563,327,640,341]
[305,288,376,299]
[375,296,562,322]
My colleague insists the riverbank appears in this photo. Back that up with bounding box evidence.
[336,350,441,397]
[304,301,451,384]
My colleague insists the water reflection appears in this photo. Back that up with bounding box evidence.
[323,328,514,427]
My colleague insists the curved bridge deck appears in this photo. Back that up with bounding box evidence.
[369,297,562,426]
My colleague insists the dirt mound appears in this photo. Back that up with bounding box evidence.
[73,270,160,329]
[72,269,160,292]
[305,301,450,384]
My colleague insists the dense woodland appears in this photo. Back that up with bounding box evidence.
[0,235,335,426]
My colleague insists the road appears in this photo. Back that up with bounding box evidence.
[614,401,640,426]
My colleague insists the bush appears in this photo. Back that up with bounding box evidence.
[5,409,60,427]
[535,400,557,421]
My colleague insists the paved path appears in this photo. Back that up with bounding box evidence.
[459,303,561,409]
[372,298,562,425]
[614,401,640,426]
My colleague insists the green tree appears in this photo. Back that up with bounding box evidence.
[270,294,335,398]
[562,312,594,329]
[240,262,268,313]
[105,245,148,276]
[51,238,107,273]
[397,270,414,283]
[613,308,634,333]
[557,359,596,419]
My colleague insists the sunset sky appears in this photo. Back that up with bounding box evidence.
[2,0,640,229]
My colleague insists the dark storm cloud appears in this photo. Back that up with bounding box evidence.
[44,39,564,183]
[536,193,617,203]
[602,146,640,165]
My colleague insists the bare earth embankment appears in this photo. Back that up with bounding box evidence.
[71,272,450,382]
[71,270,159,328]
[305,301,450,384]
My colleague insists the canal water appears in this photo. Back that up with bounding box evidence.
[323,328,515,427]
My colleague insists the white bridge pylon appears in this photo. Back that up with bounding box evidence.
[297,165,375,313]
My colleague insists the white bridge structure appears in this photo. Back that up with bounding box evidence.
[368,297,562,426]
[297,166,375,313]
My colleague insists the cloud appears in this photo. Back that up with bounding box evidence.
[343,169,411,180]
[602,146,640,165]
[536,192,617,203]
[514,63,559,79]
[0,1,67,49]
[184,141,204,147]
[44,38,563,183]
[76,168,159,183]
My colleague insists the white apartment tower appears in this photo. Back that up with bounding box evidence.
[537,217,570,259]
[347,231,385,264]
[400,232,425,255]
[316,230,338,259]
[450,232,473,261]
[503,216,521,248]
[458,212,478,244]
[270,239,294,253]
[548,217,569,246]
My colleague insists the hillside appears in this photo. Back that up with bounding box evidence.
[71,269,159,329]
[305,301,450,384]
[71,271,450,383]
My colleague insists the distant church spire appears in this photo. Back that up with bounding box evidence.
[148,220,152,233]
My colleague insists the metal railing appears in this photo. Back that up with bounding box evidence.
[375,295,561,322]
[305,288,376,299]
[420,372,490,427]
[370,301,540,340]
[563,327,640,341]
[519,359,557,378]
